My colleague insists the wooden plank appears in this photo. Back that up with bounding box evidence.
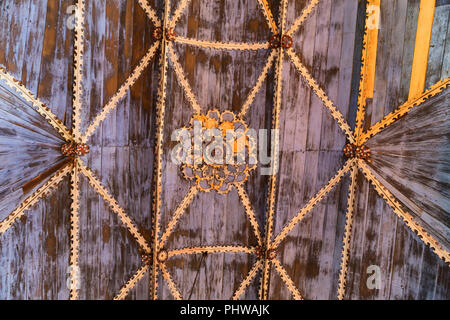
[399,0,421,104]
[0,176,71,299]
[365,0,380,99]
[425,2,450,88]
[408,0,436,99]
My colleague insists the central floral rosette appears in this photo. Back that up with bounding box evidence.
[174,110,257,194]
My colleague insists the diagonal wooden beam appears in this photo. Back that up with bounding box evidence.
[285,0,320,37]
[257,0,278,34]
[0,68,72,141]
[355,0,381,143]
[114,264,150,300]
[160,263,183,300]
[159,186,198,247]
[0,163,72,235]
[236,185,264,246]
[271,258,304,300]
[166,42,202,114]
[359,78,449,144]
[272,159,355,249]
[232,259,263,300]
[137,0,162,28]
[239,50,277,118]
[78,159,151,253]
[82,41,160,143]
[358,160,450,263]
[169,0,191,29]
[286,48,355,144]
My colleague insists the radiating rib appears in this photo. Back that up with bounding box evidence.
[114,264,150,300]
[151,2,171,298]
[69,160,81,300]
[359,78,449,144]
[358,160,450,263]
[271,258,304,300]
[169,0,191,29]
[82,41,160,143]
[272,159,355,248]
[159,186,198,247]
[285,0,320,36]
[0,163,72,235]
[260,37,285,301]
[232,259,263,300]
[78,159,151,253]
[0,68,72,141]
[168,245,255,258]
[354,3,373,143]
[279,0,289,31]
[236,185,263,246]
[167,42,202,114]
[239,50,277,118]
[337,163,358,300]
[160,263,183,300]
[286,48,355,144]
[137,0,161,28]
[174,36,270,51]
[72,0,86,142]
[257,0,278,33]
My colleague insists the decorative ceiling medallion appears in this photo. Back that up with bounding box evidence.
[153,27,177,41]
[344,143,371,161]
[178,110,257,194]
[61,142,90,157]
[269,34,293,49]
[157,249,169,263]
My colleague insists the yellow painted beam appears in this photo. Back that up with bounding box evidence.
[409,0,436,100]
[365,0,380,99]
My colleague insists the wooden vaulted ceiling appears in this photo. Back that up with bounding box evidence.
[0,0,449,300]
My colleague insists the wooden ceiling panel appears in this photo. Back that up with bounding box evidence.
[0,176,71,300]
[0,0,448,300]
[346,174,449,300]
[77,173,144,300]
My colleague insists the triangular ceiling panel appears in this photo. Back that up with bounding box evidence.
[79,0,158,135]
[268,173,350,300]
[172,0,272,43]
[163,252,255,300]
[0,78,66,216]
[0,175,71,299]
[366,89,450,252]
[78,173,144,300]
[346,175,449,300]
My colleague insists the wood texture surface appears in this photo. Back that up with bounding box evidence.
[0,0,448,300]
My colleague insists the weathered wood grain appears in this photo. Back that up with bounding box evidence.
[426,1,449,89]
[366,89,450,252]
[268,0,358,300]
[158,0,273,299]
[0,0,448,300]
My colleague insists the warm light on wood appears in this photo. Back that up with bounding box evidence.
[409,0,436,100]
[365,0,380,99]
